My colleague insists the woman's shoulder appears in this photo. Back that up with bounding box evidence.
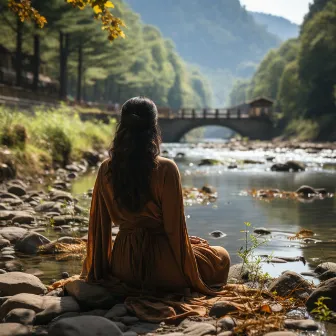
[157,156,179,172]
[98,158,111,175]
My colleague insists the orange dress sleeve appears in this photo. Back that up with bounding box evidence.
[81,164,112,283]
[161,160,213,294]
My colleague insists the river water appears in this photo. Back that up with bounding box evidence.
[20,143,336,284]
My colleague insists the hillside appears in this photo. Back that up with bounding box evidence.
[250,12,299,41]
[125,0,281,106]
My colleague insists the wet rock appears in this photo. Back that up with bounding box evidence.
[0,192,21,200]
[183,322,216,336]
[46,288,64,297]
[0,238,10,248]
[264,332,297,336]
[0,255,15,261]
[62,272,70,279]
[198,159,223,166]
[271,161,305,172]
[201,185,215,194]
[4,260,24,272]
[0,272,46,296]
[83,151,100,166]
[306,278,336,312]
[0,211,31,221]
[0,269,6,274]
[50,190,74,203]
[269,258,288,264]
[118,316,139,325]
[315,262,336,274]
[218,316,237,331]
[0,203,11,210]
[284,319,318,331]
[105,304,128,319]
[227,163,237,169]
[15,232,50,254]
[318,270,336,281]
[228,263,249,282]
[209,301,238,318]
[0,227,27,243]
[49,316,123,336]
[67,172,78,179]
[7,185,26,197]
[209,230,226,239]
[296,185,317,196]
[81,309,108,317]
[4,308,36,325]
[65,164,82,172]
[0,293,80,324]
[65,279,115,309]
[0,323,31,336]
[254,227,271,235]
[35,202,63,214]
[268,271,312,300]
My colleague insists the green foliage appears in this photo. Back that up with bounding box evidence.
[311,297,332,322]
[285,118,320,141]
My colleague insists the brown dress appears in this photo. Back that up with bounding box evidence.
[82,157,230,295]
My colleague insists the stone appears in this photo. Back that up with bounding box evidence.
[117,316,139,325]
[296,185,317,196]
[4,260,24,272]
[81,309,108,316]
[35,202,63,214]
[201,185,215,194]
[0,269,7,274]
[48,316,123,336]
[218,332,233,336]
[114,322,127,332]
[271,161,305,172]
[50,190,73,203]
[0,323,31,336]
[0,238,11,248]
[52,215,84,226]
[129,322,159,334]
[0,272,46,296]
[254,227,271,235]
[319,270,336,281]
[0,211,31,221]
[228,263,249,282]
[67,172,78,179]
[306,278,336,312]
[7,185,26,197]
[65,164,82,172]
[268,271,312,300]
[4,308,36,325]
[62,272,70,279]
[218,316,236,331]
[209,231,226,239]
[315,262,336,274]
[105,304,128,319]
[65,279,115,309]
[263,333,297,336]
[183,322,216,336]
[0,227,27,243]
[46,288,64,297]
[11,215,34,224]
[284,319,318,331]
[209,301,238,318]
[83,151,100,166]
[0,192,21,200]
[0,293,80,324]
[123,332,138,336]
[15,232,50,254]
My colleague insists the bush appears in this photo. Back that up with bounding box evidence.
[285,118,320,141]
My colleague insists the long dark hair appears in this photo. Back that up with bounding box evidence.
[108,97,161,213]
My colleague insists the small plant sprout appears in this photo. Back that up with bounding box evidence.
[311,297,332,322]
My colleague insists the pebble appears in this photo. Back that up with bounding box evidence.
[217,316,236,331]
[62,272,70,279]
[209,301,238,318]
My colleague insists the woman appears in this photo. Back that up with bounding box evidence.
[82,97,230,299]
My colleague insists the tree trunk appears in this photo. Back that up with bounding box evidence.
[59,32,64,99]
[32,34,40,92]
[15,18,23,87]
[76,41,83,102]
[59,32,70,100]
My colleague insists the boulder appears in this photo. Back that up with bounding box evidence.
[65,280,115,309]
[254,227,271,235]
[15,233,50,254]
[0,323,31,336]
[0,272,46,296]
[4,308,36,325]
[228,263,249,282]
[0,227,28,243]
[318,270,336,281]
[7,185,26,197]
[48,316,123,336]
[315,262,336,275]
[284,319,318,331]
[209,301,238,318]
[306,278,336,312]
[268,271,312,300]
[0,293,80,324]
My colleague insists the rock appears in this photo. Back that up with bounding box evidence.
[83,151,100,166]
[228,263,249,282]
[218,316,236,331]
[0,192,21,200]
[35,202,63,214]
[62,272,70,279]
[0,293,80,324]
[105,304,128,319]
[0,323,31,336]
[209,230,226,239]
[117,316,139,325]
[50,190,74,203]
[284,319,318,331]
[218,332,233,336]
[4,260,24,272]
[129,322,159,333]
[67,172,78,179]
[0,269,7,274]
[296,185,317,196]
[318,270,336,281]
[254,228,271,235]
[0,272,46,296]
[0,227,28,243]
[4,308,36,325]
[65,280,115,309]
[269,258,288,264]
[0,238,11,248]
[0,163,16,181]
[315,262,336,274]
[209,301,238,318]
[264,332,297,336]
[46,288,64,297]
[81,309,108,316]
[201,185,215,194]
[198,159,223,166]
[183,322,216,336]
[48,316,123,336]
[7,185,26,197]
[52,215,85,226]
[15,232,50,254]
[11,215,34,224]
[306,278,336,312]
[268,271,312,300]
[0,211,30,221]
[65,164,82,172]
[271,161,305,172]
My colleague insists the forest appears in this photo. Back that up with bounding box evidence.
[229,0,336,141]
[0,0,211,109]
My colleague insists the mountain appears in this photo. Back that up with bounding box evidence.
[124,0,281,106]
[250,12,299,41]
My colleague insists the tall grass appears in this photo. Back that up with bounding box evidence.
[0,105,116,171]
[285,118,320,141]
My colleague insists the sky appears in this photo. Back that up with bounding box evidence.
[239,0,312,24]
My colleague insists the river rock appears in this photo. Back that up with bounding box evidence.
[49,316,123,336]
[0,238,10,248]
[65,279,115,309]
[4,308,36,325]
[0,192,21,200]
[209,301,238,318]
[306,278,336,312]
[0,227,27,243]
[254,227,271,235]
[0,211,31,221]
[296,185,317,196]
[0,323,31,336]
[11,214,35,224]
[105,304,128,320]
[183,322,216,336]
[0,163,16,181]
[50,190,74,203]
[284,319,318,331]
[4,260,24,272]
[7,185,26,197]
[201,185,215,194]
[218,316,237,331]
[0,293,80,324]
[268,271,312,300]
[264,333,297,336]
[15,232,50,254]
[65,164,82,172]
[52,215,84,226]
[209,230,226,238]
[35,202,63,214]
[271,161,305,172]
[81,309,107,317]
[198,159,223,166]
[228,263,249,282]
[315,262,336,274]
[0,272,46,296]
[83,151,100,166]
[318,270,336,281]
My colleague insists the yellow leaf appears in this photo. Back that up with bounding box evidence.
[260,304,272,314]
[119,31,125,38]
[104,1,115,8]
[93,5,102,13]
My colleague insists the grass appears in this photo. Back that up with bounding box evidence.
[0,105,116,176]
[284,118,320,141]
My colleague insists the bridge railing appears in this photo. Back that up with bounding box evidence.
[173,108,249,119]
